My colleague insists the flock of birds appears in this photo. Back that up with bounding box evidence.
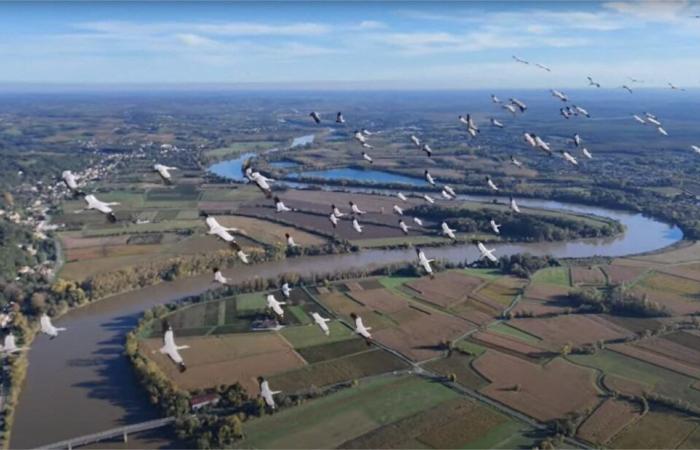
[37,55,698,409]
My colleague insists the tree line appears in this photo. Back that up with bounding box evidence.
[406,204,623,242]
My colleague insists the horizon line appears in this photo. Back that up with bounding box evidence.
[0,81,693,93]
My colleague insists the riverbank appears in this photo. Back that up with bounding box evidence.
[126,242,700,449]
[10,191,684,447]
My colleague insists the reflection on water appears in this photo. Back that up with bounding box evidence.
[288,168,425,186]
[456,195,682,257]
[268,160,299,169]
[290,134,314,148]
[12,175,683,448]
[207,152,256,182]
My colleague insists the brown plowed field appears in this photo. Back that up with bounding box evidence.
[522,283,570,302]
[666,331,700,351]
[634,336,700,367]
[509,314,631,349]
[474,351,601,422]
[317,292,400,331]
[631,289,700,315]
[659,263,700,282]
[571,266,607,285]
[373,312,475,361]
[345,281,365,292]
[216,215,325,245]
[475,277,526,307]
[448,301,497,325]
[601,315,663,334]
[348,289,409,314]
[610,410,699,449]
[472,331,545,356]
[339,398,505,449]
[280,190,425,213]
[239,206,414,240]
[140,332,305,393]
[601,264,648,284]
[268,348,409,392]
[406,271,485,308]
[318,292,368,317]
[413,401,507,449]
[604,375,647,397]
[512,299,570,317]
[640,272,700,298]
[65,243,160,261]
[60,234,129,249]
[577,399,640,445]
[425,353,490,390]
[629,242,700,264]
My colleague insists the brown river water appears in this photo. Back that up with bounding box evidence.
[12,197,681,448]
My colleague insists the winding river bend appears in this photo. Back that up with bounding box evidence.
[12,171,682,448]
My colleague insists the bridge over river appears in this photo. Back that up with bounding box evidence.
[35,417,175,450]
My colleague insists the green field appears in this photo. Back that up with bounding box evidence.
[233,292,267,311]
[149,288,332,337]
[463,420,538,449]
[569,350,700,406]
[488,322,542,345]
[97,190,148,207]
[149,295,305,337]
[455,339,487,356]
[204,141,279,160]
[280,321,356,349]
[147,185,200,200]
[461,267,503,280]
[531,266,571,287]
[339,397,537,449]
[82,219,202,236]
[199,185,263,203]
[378,276,419,290]
[287,305,312,325]
[239,375,460,449]
[297,339,373,364]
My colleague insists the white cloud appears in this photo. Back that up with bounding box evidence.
[175,33,218,48]
[603,0,694,22]
[380,32,462,47]
[368,28,590,55]
[195,22,330,36]
[74,20,331,37]
[397,8,626,31]
[356,20,386,30]
[364,56,700,89]
[526,25,550,35]
[521,11,624,31]
[3,3,700,86]
[276,42,336,57]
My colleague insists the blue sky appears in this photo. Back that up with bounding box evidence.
[1,1,699,88]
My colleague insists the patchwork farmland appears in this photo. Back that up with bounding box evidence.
[132,240,700,449]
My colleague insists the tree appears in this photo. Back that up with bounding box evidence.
[227,415,244,439]
[3,192,14,208]
[3,283,24,303]
[216,424,233,448]
[221,383,248,408]
[560,343,572,356]
[196,431,213,450]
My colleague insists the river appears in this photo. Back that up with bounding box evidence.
[11,161,682,448]
[287,168,425,186]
